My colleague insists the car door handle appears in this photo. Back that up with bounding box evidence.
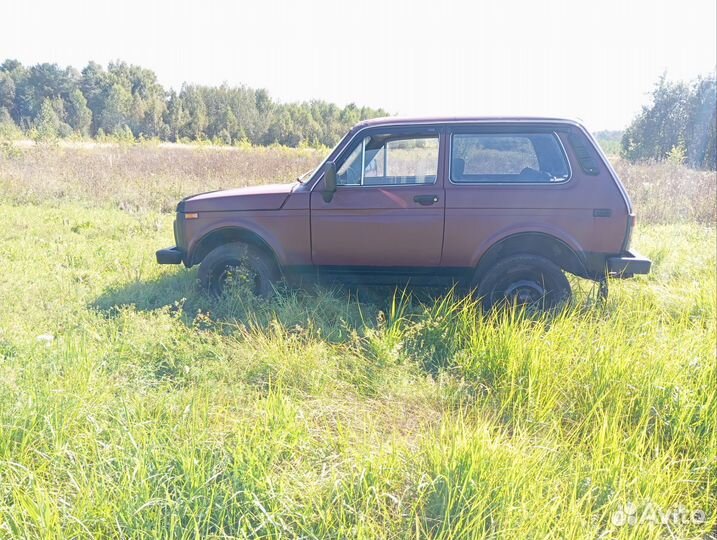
[414,194,439,206]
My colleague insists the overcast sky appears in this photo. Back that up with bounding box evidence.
[2,0,715,131]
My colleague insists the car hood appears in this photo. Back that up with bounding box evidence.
[181,183,295,212]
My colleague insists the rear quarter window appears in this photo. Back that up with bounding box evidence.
[451,132,570,184]
[567,132,601,175]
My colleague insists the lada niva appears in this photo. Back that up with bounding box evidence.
[157,117,651,309]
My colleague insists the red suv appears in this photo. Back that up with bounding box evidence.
[157,117,650,309]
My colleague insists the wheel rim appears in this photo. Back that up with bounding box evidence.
[503,279,546,306]
[215,260,261,296]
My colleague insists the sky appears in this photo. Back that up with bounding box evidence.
[1,0,715,131]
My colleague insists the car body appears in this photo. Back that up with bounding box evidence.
[157,116,651,306]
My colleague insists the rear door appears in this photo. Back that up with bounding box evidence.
[310,128,445,267]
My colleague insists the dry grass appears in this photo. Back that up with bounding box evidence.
[0,142,715,223]
[613,158,716,224]
[0,143,324,213]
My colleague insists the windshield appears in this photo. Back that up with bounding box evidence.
[295,137,345,183]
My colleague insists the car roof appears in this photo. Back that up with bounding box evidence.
[353,116,585,129]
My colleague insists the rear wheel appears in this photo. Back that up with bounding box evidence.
[198,242,279,298]
[476,254,571,312]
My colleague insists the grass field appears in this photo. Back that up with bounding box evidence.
[0,143,715,539]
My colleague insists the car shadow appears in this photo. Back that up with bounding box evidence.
[92,269,413,336]
[90,268,462,347]
[93,269,201,316]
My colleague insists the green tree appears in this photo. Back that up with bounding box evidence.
[622,73,716,170]
[36,97,61,140]
[80,61,107,134]
[685,75,717,170]
[179,86,208,140]
[2,61,27,127]
[265,108,295,146]
[15,63,76,125]
[106,62,166,137]
[99,84,132,134]
[0,71,15,113]
[165,90,186,142]
[66,88,92,135]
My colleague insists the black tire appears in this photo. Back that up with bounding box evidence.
[198,242,279,298]
[476,254,571,312]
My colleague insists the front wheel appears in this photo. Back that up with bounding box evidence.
[198,242,279,298]
[476,254,571,312]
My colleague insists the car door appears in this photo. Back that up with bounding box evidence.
[310,128,445,267]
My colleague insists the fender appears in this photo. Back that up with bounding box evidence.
[471,225,587,278]
[186,215,287,268]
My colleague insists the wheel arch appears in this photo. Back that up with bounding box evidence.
[473,231,588,284]
[188,226,280,271]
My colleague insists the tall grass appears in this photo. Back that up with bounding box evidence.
[0,143,324,213]
[613,159,716,224]
[0,197,714,537]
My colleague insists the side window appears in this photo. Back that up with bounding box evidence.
[567,132,601,175]
[451,133,570,184]
[336,142,363,185]
[337,134,439,186]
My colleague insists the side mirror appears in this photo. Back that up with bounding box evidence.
[322,161,337,203]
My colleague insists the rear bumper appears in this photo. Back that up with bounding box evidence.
[156,246,184,265]
[607,250,651,278]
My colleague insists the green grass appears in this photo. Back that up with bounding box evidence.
[0,202,715,539]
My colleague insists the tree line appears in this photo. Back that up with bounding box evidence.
[621,73,716,170]
[2,59,714,168]
[0,59,388,147]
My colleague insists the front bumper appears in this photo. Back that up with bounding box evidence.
[607,250,651,278]
[156,246,184,265]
